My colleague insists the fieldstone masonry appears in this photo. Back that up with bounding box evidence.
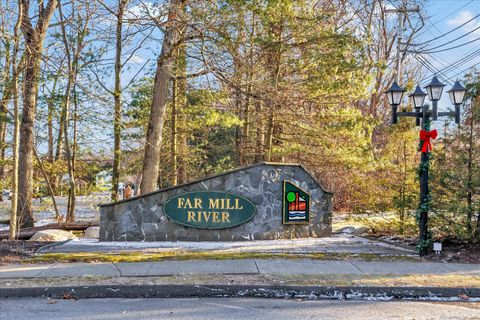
[99,163,333,241]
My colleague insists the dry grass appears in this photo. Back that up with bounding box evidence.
[279,274,480,288]
[26,251,419,264]
[1,273,478,289]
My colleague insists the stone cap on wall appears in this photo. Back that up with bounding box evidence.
[99,162,332,208]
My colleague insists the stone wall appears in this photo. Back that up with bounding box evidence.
[99,163,333,241]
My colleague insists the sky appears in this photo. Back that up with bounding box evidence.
[31,0,479,154]
[405,0,480,113]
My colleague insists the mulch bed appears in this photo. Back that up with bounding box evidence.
[367,234,480,263]
[426,239,480,263]
[0,240,52,265]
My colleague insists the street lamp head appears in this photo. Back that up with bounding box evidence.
[447,79,466,105]
[424,75,445,101]
[385,81,405,106]
[409,85,427,109]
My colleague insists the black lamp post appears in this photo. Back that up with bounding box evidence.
[385,77,466,256]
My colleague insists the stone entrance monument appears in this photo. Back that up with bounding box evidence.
[99,162,332,241]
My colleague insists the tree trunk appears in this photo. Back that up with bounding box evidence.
[111,0,129,201]
[72,85,79,192]
[466,101,475,238]
[399,138,407,235]
[254,101,264,163]
[263,19,283,162]
[57,0,85,223]
[264,110,274,161]
[241,84,251,165]
[140,0,185,194]
[47,97,54,162]
[33,148,60,221]
[54,112,64,160]
[52,77,64,195]
[9,2,22,239]
[0,43,12,200]
[18,56,39,228]
[475,211,480,242]
[62,81,76,222]
[171,76,178,185]
[240,11,255,166]
[176,31,187,185]
[46,75,60,162]
[16,0,59,228]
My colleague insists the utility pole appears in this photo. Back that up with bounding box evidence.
[386,2,420,84]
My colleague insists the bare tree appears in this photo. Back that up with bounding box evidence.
[0,4,14,200]
[112,0,130,202]
[56,0,95,222]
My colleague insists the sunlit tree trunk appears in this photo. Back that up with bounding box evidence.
[9,2,22,239]
[140,0,185,194]
[176,33,187,184]
[170,75,178,185]
[111,0,129,201]
[17,0,58,228]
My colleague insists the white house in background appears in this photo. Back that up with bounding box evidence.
[96,170,113,189]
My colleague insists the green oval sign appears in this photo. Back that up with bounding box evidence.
[163,191,256,229]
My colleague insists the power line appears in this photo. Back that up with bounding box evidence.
[424,54,452,81]
[445,63,479,81]
[436,47,480,75]
[428,53,450,70]
[414,54,442,77]
[414,1,474,39]
[417,48,480,84]
[392,2,480,83]
[424,49,480,81]
[414,23,480,52]
[408,35,480,54]
[413,5,479,46]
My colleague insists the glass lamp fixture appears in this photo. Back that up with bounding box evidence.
[385,82,404,124]
[424,76,445,101]
[410,85,427,109]
[385,81,405,106]
[447,80,466,105]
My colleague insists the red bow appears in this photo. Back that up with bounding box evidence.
[419,129,438,153]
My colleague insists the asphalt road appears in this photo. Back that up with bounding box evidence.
[0,298,479,320]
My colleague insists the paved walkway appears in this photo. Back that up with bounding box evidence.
[1,259,480,279]
[38,234,416,256]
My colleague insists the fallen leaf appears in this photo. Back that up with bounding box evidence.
[458,293,469,300]
[63,292,78,300]
[47,299,57,304]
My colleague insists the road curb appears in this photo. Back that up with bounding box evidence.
[36,240,72,253]
[1,285,479,301]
